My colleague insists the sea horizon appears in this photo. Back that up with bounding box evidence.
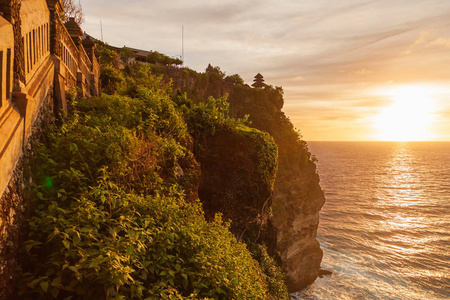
[296,141,450,299]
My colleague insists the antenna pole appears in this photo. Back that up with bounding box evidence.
[182,25,184,66]
[100,19,104,42]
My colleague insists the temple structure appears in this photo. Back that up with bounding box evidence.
[251,73,265,88]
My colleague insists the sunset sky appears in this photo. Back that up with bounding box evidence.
[79,0,450,141]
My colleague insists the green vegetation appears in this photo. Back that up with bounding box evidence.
[146,51,183,66]
[250,245,289,299]
[185,95,249,136]
[18,62,288,298]
[235,125,278,187]
[119,47,136,64]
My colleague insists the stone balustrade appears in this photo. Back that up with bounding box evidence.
[0,1,101,296]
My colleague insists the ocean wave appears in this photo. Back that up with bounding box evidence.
[300,142,450,300]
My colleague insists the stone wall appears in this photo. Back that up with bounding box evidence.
[0,14,18,199]
[0,0,25,84]
[0,2,101,298]
[0,89,53,299]
[20,0,50,85]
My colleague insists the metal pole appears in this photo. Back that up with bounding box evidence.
[100,19,104,42]
[182,25,184,66]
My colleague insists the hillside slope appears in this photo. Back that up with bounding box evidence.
[16,63,289,299]
[148,63,326,291]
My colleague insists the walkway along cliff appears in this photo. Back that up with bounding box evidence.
[0,0,100,294]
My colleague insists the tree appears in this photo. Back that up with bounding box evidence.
[205,64,225,78]
[146,51,182,66]
[119,47,136,65]
[61,0,84,25]
[225,74,244,86]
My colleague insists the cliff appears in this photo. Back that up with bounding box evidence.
[15,65,290,299]
[272,153,324,290]
[194,124,278,249]
[13,41,324,297]
[150,64,326,291]
[1,1,324,297]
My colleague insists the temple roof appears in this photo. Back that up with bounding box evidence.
[82,36,95,48]
[64,17,83,37]
[252,73,265,88]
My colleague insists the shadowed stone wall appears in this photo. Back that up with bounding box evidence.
[0,1,101,297]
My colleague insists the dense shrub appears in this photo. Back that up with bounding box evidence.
[100,66,125,95]
[146,51,183,66]
[19,179,269,299]
[185,96,249,137]
[17,66,288,298]
[235,125,278,187]
[96,42,120,68]
[251,245,290,300]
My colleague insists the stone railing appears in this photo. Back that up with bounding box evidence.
[0,15,17,197]
[0,1,102,297]
[77,44,92,96]
[57,16,78,87]
[0,16,13,110]
[20,0,51,85]
[1,0,102,199]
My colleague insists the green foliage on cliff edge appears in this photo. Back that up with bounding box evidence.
[184,95,277,187]
[17,64,288,299]
[234,125,278,188]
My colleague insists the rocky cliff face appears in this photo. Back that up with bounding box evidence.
[193,126,278,250]
[155,65,325,292]
[272,158,324,291]
[228,87,325,292]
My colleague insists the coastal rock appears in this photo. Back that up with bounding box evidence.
[272,159,325,291]
[227,87,325,292]
[155,67,326,292]
[194,127,278,247]
[318,269,332,278]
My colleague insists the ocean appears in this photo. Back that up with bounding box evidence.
[292,142,450,300]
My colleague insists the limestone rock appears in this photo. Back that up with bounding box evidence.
[273,159,325,292]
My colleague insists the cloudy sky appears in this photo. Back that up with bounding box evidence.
[79,0,450,141]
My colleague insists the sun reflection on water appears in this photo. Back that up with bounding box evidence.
[375,144,425,248]
[300,142,450,300]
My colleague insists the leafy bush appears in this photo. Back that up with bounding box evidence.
[100,66,125,95]
[122,65,173,98]
[224,74,244,86]
[185,96,249,137]
[17,76,281,298]
[251,245,290,300]
[146,51,182,66]
[235,125,278,187]
[119,47,136,64]
[19,178,269,299]
[17,59,292,298]
[96,42,120,68]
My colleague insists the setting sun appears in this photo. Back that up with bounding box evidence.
[375,86,437,141]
